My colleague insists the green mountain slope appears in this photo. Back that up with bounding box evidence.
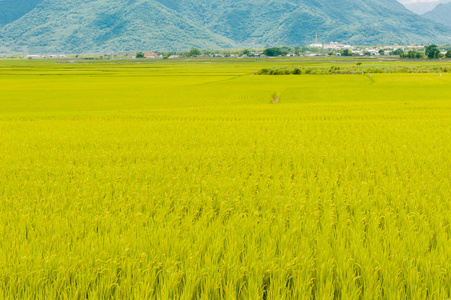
[0,0,234,53]
[0,0,44,26]
[0,0,450,54]
[155,0,451,45]
[423,2,451,27]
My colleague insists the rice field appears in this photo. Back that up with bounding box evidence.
[0,58,451,299]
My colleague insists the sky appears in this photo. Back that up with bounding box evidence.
[398,0,451,14]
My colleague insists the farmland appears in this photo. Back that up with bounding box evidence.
[0,58,451,299]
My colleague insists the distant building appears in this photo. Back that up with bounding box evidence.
[324,42,353,50]
[309,34,322,48]
[366,49,378,55]
[309,43,323,48]
[144,52,160,59]
[168,55,180,59]
[24,55,42,59]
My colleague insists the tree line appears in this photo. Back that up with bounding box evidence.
[399,45,451,59]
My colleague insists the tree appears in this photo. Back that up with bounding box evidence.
[424,45,442,59]
[187,48,202,57]
[241,49,251,56]
[390,49,404,56]
[379,50,385,56]
[341,49,352,56]
[400,50,424,59]
[136,51,144,58]
[263,47,288,57]
[446,50,451,58]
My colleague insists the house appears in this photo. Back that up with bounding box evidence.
[309,43,323,48]
[24,55,42,59]
[324,42,353,50]
[144,52,160,59]
[168,55,180,59]
[352,51,364,56]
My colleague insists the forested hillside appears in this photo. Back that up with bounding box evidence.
[423,2,451,27]
[155,0,450,45]
[0,0,450,53]
[0,0,44,26]
[0,0,234,53]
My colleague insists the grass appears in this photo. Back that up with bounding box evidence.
[0,58,450,299]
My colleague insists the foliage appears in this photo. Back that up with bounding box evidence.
[263,47,288,57]
[340,49,353,56]
[446,50,451,58]
[400,50,425,59]
[241,49,251,56]
[187,47,202,57]
[390,48,404,55]
[135,51,144,58]
[258,64,450,75]
[425,45,443,59]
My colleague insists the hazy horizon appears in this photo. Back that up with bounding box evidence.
[398,0,451,14]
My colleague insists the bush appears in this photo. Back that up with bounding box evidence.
[400,51,424,59]
[257,65,447,76]
[187,48,202,57]
[263,47,288,57]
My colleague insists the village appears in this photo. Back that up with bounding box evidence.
[19,42,451,60]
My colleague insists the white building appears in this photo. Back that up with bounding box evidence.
[324,42,353,50]
[309,43,323,48]
[24,55,42,59]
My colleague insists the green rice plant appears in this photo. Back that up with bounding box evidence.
[0,58,450,299]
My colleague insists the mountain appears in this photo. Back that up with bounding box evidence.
[0,0,44,26]
[423,2,451,27]
[0,0,235,54]
[401,0,451,15]
[0,0,450,54]
[155,0,451,46]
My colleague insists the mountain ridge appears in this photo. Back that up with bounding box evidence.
[0,0,450,54]
[0,0,44,26]
[422,2,451,28]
